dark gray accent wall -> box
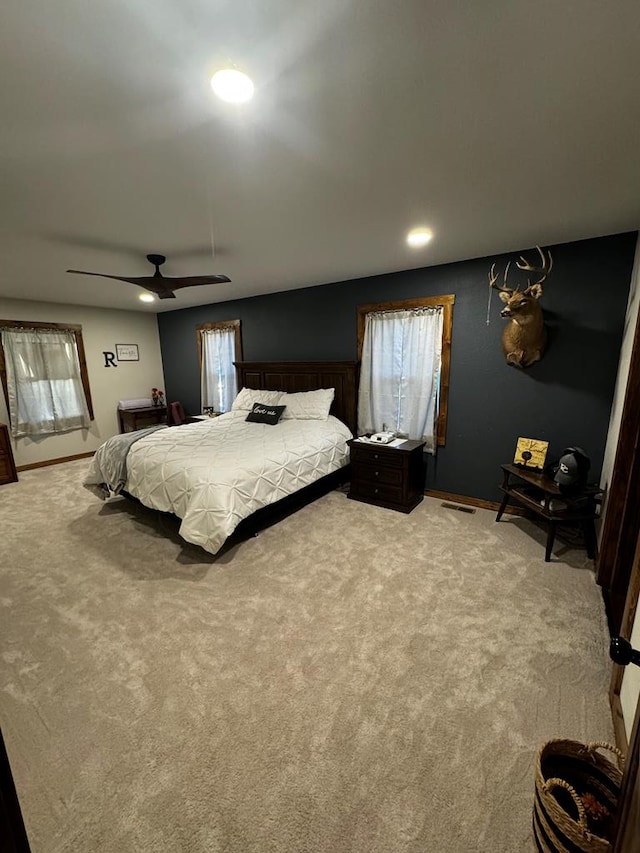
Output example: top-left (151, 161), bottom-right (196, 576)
top-left (158, 231), bottom-right (637, 502)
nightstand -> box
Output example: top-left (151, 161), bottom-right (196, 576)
top-left (347, 438), bottom-right (426, 513)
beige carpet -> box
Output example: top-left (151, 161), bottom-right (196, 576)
top-left (0, 459), bottom-right (614, 853)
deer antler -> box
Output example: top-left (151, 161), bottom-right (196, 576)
top-left (516, 245), bottom-right (553, 287)
top-left (488, 260), bottom-right (513, 293)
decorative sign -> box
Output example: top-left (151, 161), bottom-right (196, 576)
top-left (514, 437), bottom-right (549, 470)
top-left (115, 344), bottom-right (139, 362)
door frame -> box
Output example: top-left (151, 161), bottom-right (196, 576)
top-left (598, 241), bottom-right (640, 847)
top-left (609, 536), bottom-right (640, 752)
top-left (596, 294), bottom-right (640, 634)
top-left (612, 540), bottom-right (640, 851)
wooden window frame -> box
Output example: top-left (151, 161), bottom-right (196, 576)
top-left (0, 319), bottom-right (94, 421)
top-left (196, 319), bottom-right (243, 369)
top-left (356, 295), bottom-right (454, 446)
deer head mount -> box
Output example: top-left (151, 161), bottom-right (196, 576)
top-left (489, 245), bottom-right (553, 368)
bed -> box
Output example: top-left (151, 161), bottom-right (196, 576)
top-left (84, 361), bottom-right (358, 556)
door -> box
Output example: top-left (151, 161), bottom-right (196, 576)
top-left (610, 535), bottom-right (640, 851)
top-left (597, 300), bottom-right (640, 634)
top-left (613, 651), bottom-right (640, 852)
top-left (613, 735), bottom-right (639, 852)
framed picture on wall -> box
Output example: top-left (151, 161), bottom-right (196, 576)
top-left (115, 344), bottom-right (139, 362)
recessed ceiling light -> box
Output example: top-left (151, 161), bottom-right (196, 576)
top-left (406, 227), bottom-right (433, 248)
top-left (210, 68), bottom-right (254, 104)
top-left (138, 293), bottom-right (155, 303)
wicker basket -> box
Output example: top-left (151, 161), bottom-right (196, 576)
top-left (533, 739), bottom-right (624, 852)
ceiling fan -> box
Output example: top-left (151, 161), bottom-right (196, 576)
top-left (67, 253), bottom-right (231, 299)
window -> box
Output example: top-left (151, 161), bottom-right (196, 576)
top-left (0, 320), bottom-right (94, 438)
top-left (196, 320), bottom-right (243, 413)
top-left (357, 295), bottom-right (454, 452)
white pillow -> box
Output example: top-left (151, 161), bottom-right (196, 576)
top-left (231, 388), bottom-right (284, 411)
top-left (280, 388), bottom-right (335, 420)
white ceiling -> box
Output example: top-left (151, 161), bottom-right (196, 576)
top-left (1, 0), bottom-right (639, 313)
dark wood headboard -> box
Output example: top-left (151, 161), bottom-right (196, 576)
top-left (235, 361), bottom-right (358, 435)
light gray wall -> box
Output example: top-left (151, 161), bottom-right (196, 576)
top-left (0, 298), bottom-right (165, 468)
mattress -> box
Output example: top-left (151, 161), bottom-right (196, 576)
top-left (118, 411), bottom-right (352, 555)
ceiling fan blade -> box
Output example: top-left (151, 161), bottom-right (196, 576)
top-left (167, 275), bottom-right (231, 289)
top-left (67, 270), bottom-right (155, 286)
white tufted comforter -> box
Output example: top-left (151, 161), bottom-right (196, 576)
top-left (94, 411), bottom-right (352, 555)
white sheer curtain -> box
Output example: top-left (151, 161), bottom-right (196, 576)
top-left (2, 328), bottom-right (91, 438)
top-left (358, 307), bottom-right (444, 453)
top-left (200, 327), bottom-right (237, 413)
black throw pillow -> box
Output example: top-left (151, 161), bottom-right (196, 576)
top-left (245, 403), bottom-right (286, 425)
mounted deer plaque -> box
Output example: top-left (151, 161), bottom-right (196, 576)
top-left (489, 246), bottom-right (553, 368)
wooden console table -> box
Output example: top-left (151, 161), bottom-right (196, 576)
top-left (118, 406), bottom-right (167, 433)
top-left (496, 463), bottom-right (603, 562)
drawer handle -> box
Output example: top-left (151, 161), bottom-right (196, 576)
top-left (374, 453), bottom-right (379, 460)
top-left (375, 470), bottom-right (379, 477)
top-left (374, 487), bottom-right (379, 494)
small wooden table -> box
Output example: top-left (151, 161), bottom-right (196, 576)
top-left (118, 406), bottom-right (167, 433)
top-left (496, 463), bottom-right (603, 562)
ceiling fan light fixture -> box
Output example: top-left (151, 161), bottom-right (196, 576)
top-left (406, 227), bottom-right (433, 248)
top-left (138, 293), bottom-right (155, 303)
top-left (210, 69), bottom-right (254, 104)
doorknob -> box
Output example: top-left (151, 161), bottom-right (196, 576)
top-left (609, 636), bottom-right (640, 668)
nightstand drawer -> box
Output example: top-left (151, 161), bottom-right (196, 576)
top-left (349, 480), bottom-right (403, 505)
top-left (352, 461), bottom-right (403, 486)
top-left (349, 445), bottom-right (404, 468)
